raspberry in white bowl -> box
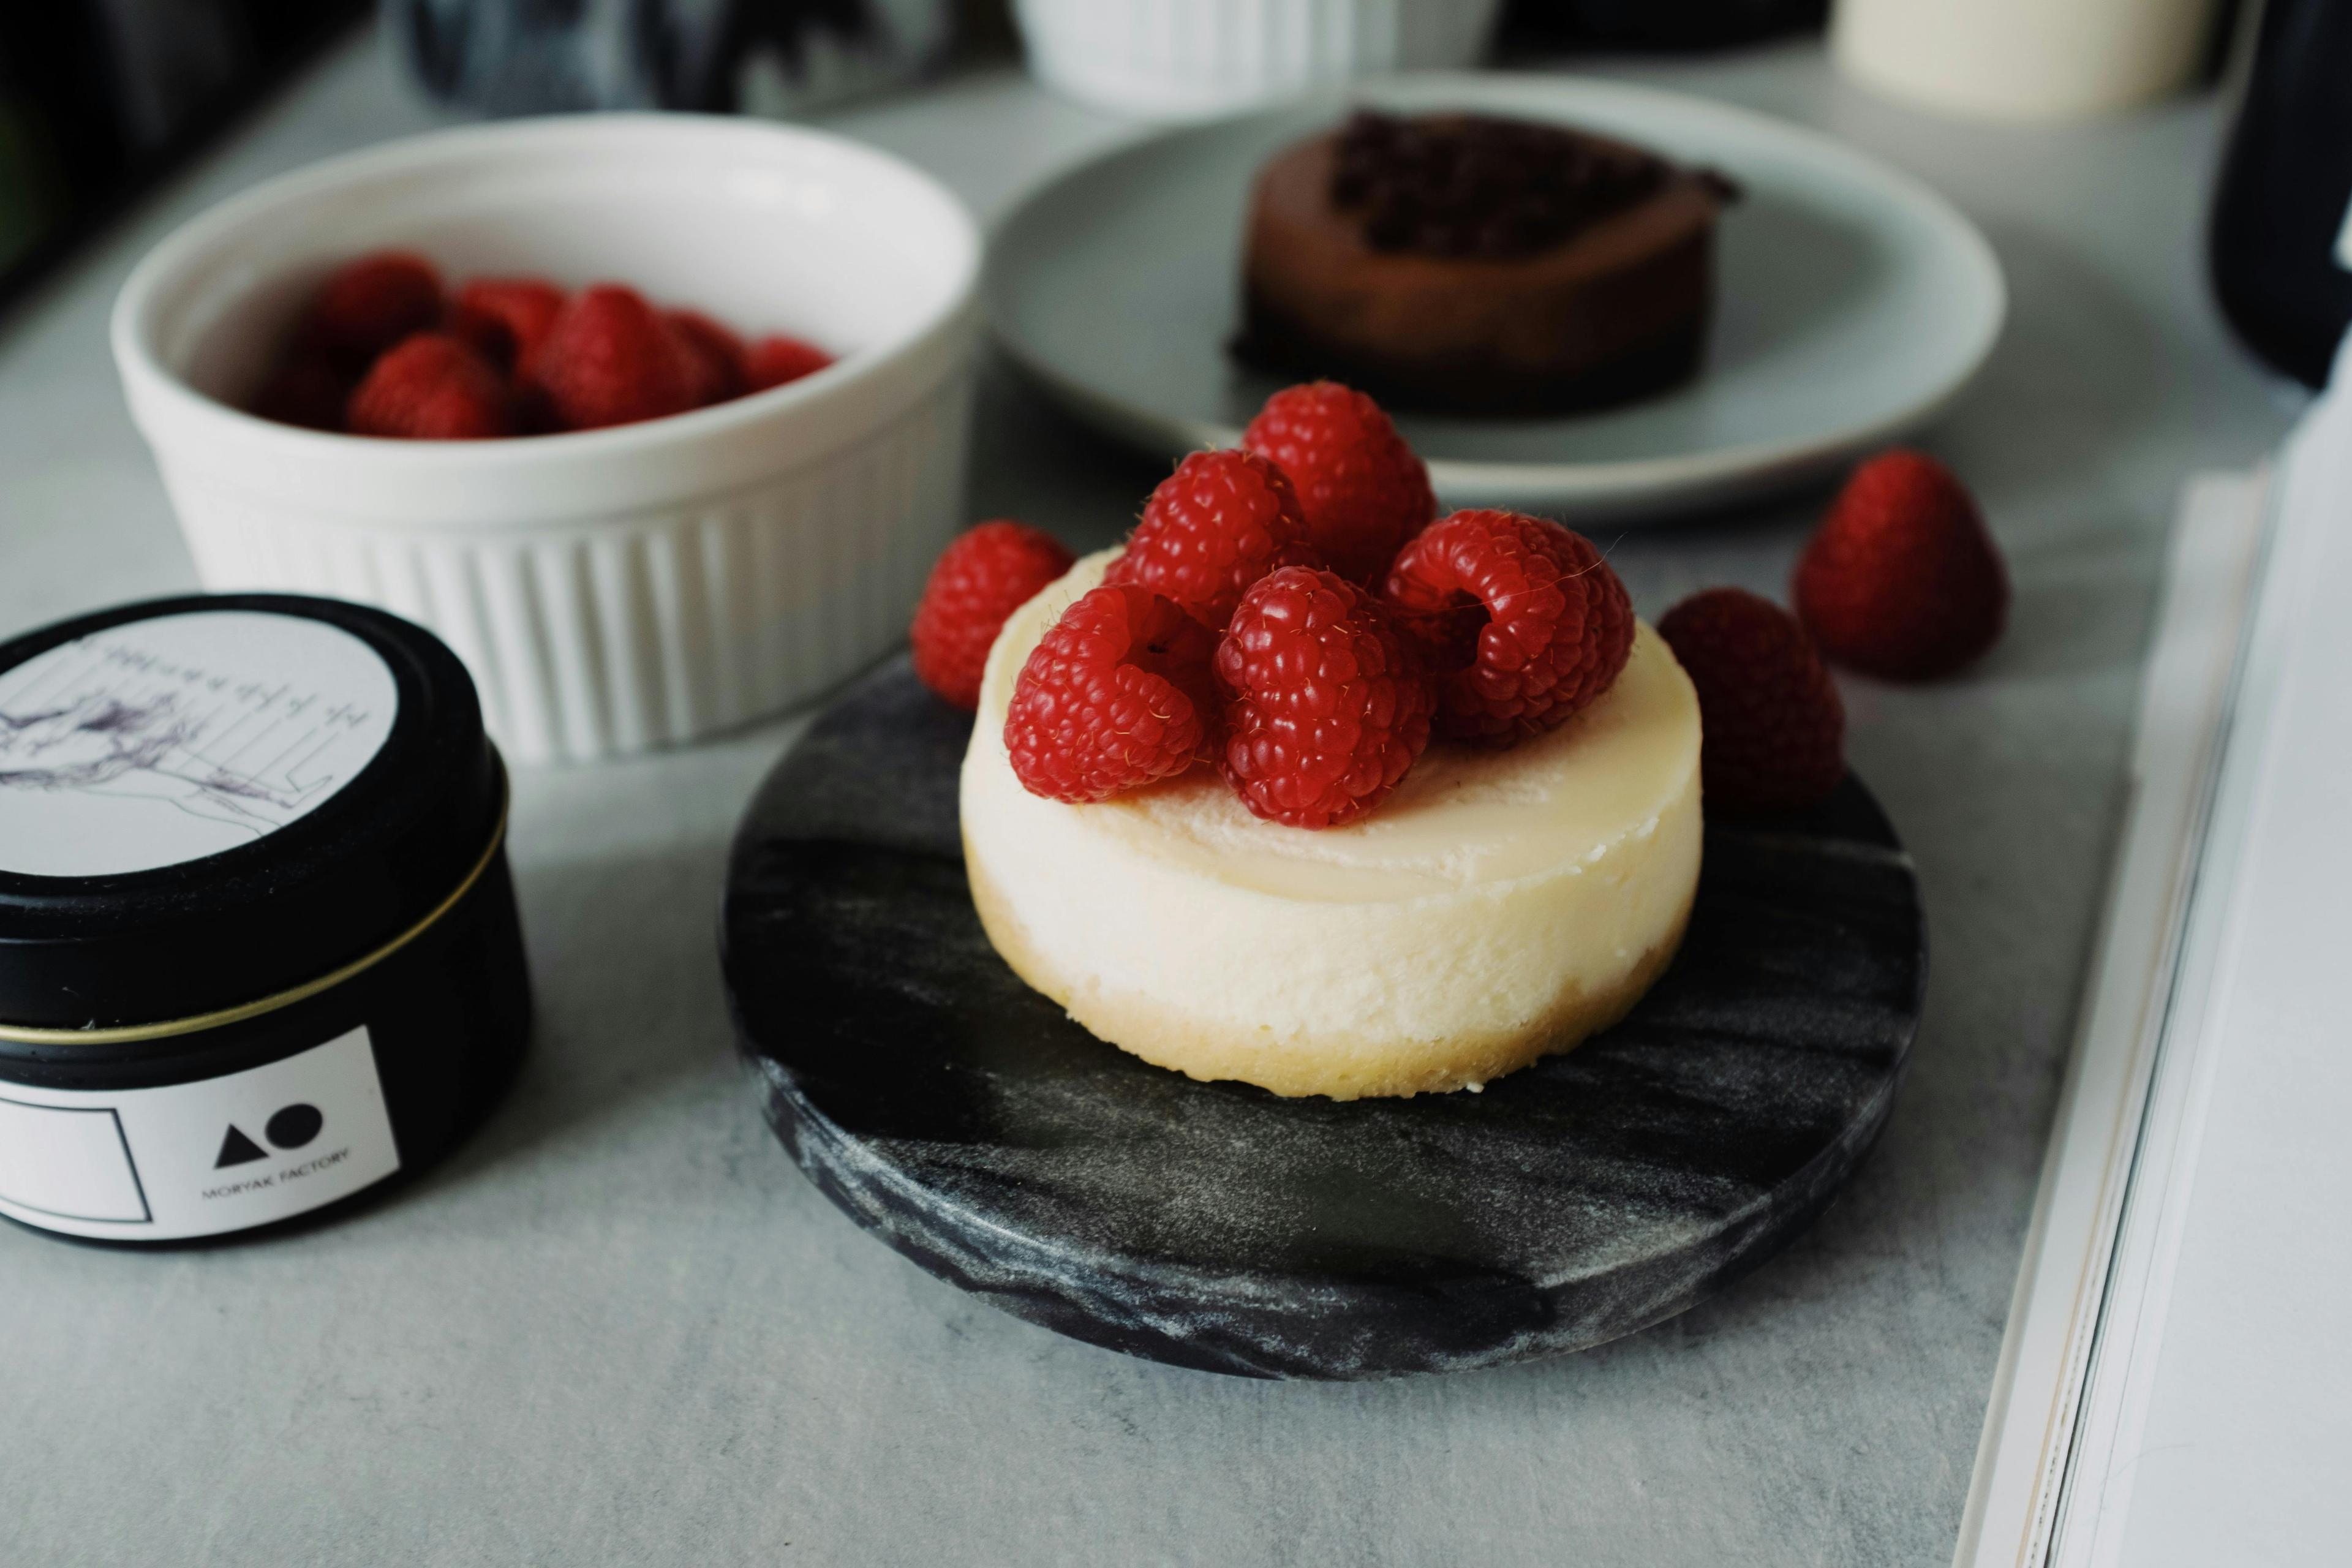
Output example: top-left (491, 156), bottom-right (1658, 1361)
top-left (112, 115), bottom-right (980, 763)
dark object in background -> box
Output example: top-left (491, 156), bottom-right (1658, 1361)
top-left (393, 0), bottom-right (959, 117)
top-left (1499, 0), bottom-right (1825, 51)
top-left (2208, 0), bottom-right (2352, 389)
top-left (0, 2), bottom-right (367, 317)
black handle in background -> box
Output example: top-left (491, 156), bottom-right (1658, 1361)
top-left (2209, 0), bottom-right (2352, 389)
top-left (0, 1), bottom-right (366, 324)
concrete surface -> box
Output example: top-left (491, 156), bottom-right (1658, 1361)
top-left (0, 24), bottom-right (2301, 1568)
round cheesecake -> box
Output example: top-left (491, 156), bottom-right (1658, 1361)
top-left (960, 550), bottom-right (1705, 1100)
top-left (1237, 112), bottom-right (1736, 416)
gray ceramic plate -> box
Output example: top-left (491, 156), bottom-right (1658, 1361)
top-left (987, 73), bottom-right (2006, 521)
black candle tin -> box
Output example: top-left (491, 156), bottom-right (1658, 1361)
top-left (0, 594), bottom-right (529, 1244)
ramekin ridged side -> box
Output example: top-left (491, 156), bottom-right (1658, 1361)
top-left (152, 372), bottom-right (970, 762)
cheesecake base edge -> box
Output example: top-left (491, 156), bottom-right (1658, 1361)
top-left (964, 832), bottom-right (1695, 1102)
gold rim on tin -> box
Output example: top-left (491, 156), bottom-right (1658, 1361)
top-left (0, 791), bottom-right (510, 1048)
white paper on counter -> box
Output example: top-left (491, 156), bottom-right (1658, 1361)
top-left (1956, 361), bottom-right (2352, 1567)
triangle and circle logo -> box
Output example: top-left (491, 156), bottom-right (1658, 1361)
top-left (213, 1102), bottom-right (325, 1169)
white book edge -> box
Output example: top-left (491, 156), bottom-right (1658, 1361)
top-left (2060, 381), bottom-right (2352, 1564)
top-left (1951, 467), bottom-right (2272, 1568)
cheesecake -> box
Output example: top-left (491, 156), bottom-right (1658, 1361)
top-left (1235, 111), bottom-right (1737, 416)
top-left (961, 549), bottom-right (1705, 1100)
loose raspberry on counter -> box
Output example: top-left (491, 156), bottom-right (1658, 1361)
top-left (911, 520), bottom-right (1076, 710)
top-left (1240, 382), bottom-right (1436, 584)
top-left (524, 284), bottom-right (701, 431)
top-left (744, 334), bottom-right (834, 393)
top-left (447, 276), bottom-right (567, 371)
top-left (1105, 449), bottom-right (1320, 628)
top-left (1382, 509), bottom-right (1632, 745)
top-left (299, 251), bottom-right (445, 371)
top-left (1215, 566), bottom-right (1434, 829)
top-left (344, 333), bottom-right (515, 439)
top-left (1006, 584), bottom-right (1220, 802)
top-left (1793, 450), bottom-right (2007, 681)
top-left (1658, 587), bottom-right (1845, 816)
top-left (666, 310), bottom-right (749, 406)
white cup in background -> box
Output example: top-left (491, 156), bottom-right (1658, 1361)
top-left (1831, 0), bottom-right (2223, 123)
top-left (1013, 0), bottom-right (1504, 121)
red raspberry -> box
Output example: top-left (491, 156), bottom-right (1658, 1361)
top-left (1005, 584), bottom-right (1219, 803)
top-left (744, 334), bottom-right (834, 392)
top-left (525, 284), bottom-right (700, 431)
top-left (1215, 566), bottom-right (1434, 830)
top-left (300, 251), bottom-right (444, 371)
top-left (248, 354), bottom-right (352, 431)
top-left (1240, 382), bottom-right (1436, 584)
top-left (1658, 588), bottom-right (1845, 816)
top-left (1104, 449), bottom-right (1319, 628)
top-left (1381, 510), bottom-right (1632, 745)
top-left (665, 310), bottom-right (748, 406)
top-left (1793, 450), bottom-right (2007, 681)
top-left (345, 333), bottom-right (514, 439)
top-left (911, 520), bottom-right (1076, 710)
top-left (447, 276), bottom-right (566, 371)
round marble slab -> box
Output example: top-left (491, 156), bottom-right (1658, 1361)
top-left (723, 657), bottom-right (1925, 1380)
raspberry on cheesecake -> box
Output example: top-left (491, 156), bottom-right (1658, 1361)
top-left (960, 546), bottom-right (1703, 1100)
top-left (945, 386), bottom-right (1706, 1101)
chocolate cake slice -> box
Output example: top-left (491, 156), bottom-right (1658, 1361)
top-left (1236, 111), bottom-right (1738, 417)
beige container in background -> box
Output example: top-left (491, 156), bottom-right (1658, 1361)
top-left (1831, 0), bottom-right (2222, 122)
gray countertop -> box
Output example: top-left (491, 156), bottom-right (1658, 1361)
top-left (0, 24), bottom-right (2301, 1568)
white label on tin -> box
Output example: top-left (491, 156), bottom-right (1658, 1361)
top-left (0, 1026), bottom-right (400, 1241)
top-left (0, 611), bottom-right (398, 878)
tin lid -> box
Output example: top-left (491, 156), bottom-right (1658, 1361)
top-left (0, 595), bottom-right (501, 1033)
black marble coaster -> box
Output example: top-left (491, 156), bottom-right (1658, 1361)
top-left (724, 657), bottom-right (1925, 1380)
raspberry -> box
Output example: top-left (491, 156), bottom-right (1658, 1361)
top-left (744, 334), bottom-right (834, 392)
top-left (1381, 510), bottom-right (1632, 745)
top-left (1793, 450), bottom-right (2007, 681)
top-left (1104, 449), bottom-right (1319, 628)
top-left (911, 521), bottom-right (1076, 710)
top-left (524, 284), bottom-right (700, 431)
top-left (1240, 381), bottom-right (1436, 584)
top-left (300, 252), bottom-right (444, 371)
top-left (447, 276), bottom-right (565, 371)
top-left (247, 354), bottom-right (351, 431)
top-left (345, 333), bottom-right (514, 439)
top-left (1658, 588), bottom-right (1845, 816)
top-left (665, 310), bottom-right (748, 406)
top-left (1215, 566), bottom-right (1434, 829)
top-left (1005, 584), bottom-right (1219, 803)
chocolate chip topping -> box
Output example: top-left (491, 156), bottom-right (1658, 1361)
top-left (1329, 110), bottom-right (1676, 260)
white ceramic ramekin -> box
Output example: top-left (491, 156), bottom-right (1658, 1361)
top-left (1012, 0), bottom-right (1504, 120)
top-left (113, 115), bottom-right (979, 763)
